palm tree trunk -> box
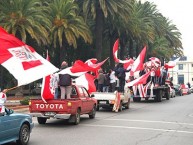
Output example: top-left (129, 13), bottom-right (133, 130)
top-left (95, 7), bottom-right (104, 61)
top-left (60, 45), bottom-right (68, 66)
top-left (129, 38), bottom-right (134, 58)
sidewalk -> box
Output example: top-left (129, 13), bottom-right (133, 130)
top-left (5, 96), bottom-right (29, 113)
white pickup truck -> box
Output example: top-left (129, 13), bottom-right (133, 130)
top-left (90, 88), bottom-right (131, 112)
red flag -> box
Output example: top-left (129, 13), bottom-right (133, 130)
top-left (0, 27), bottom-right (8, 34)
top-left (88, 57), bottom-right (109, 70)
top-left (70, 60), bottom-right (93, 73)
top-left (131, 46), bottom-right (146, 72)
top-left (71, 58), bottom-right (108, 73)
top-left (41, 49), bottom-right (55, 101)
top-left (41, 74), bottom-right (55, 102)
top-left (46, 50), bottom-right (50, 61)
top-left (125, 71), bottom-right (151, 87)
top-left (74, 73), bottom-right (96, 93)
top-left (85, 58), bottom-right (98, 66)
top-left (113, 39), bottom-right (120, 63)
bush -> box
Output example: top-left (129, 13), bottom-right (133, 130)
top-left (20, 97), bottom-right (30, 105)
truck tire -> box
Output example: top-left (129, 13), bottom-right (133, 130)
top-left (157, 90), bottom-right (163, 102)
top-left (124, 99), bottom-right (130, 109)
top-left (154, 90), bottom-right (162, 102)
top-left (165, 88), bottom-right (170, 100)
top-left (89, 105), bottom-right (96, 119)
top-left (16, 124), bottom-right (30, 145)
top-left (73, 109), bottom-right (80, 125)
top-left (96, 105), bottom-right (100, 111)
top-left (37, 117), bottom-right (47, 124)
top-left (145, 98), bottom-right (149, 101)
top-left (133, 97), bottom-right (141, 102)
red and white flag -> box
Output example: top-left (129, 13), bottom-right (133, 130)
top-left (131, 46), bottom-right (146, 73)
top-left (41, 50), bottom-right (57, 102)
top-left (59, 67), bottom-right (87, 77)
top-left (113, 39), bottom-right (133, 64)
top-left (41, 74), bottom-right (56, 102)
top-left (85, 58), bottom-right (98, 66)
top-left (138, 84), bottom-right (146, 98)
top-left (164, 61), bottom-right (176, 69)
top-left (123, 58), bottom-right (134, 70)
top-left (0, 92), bottom-right (6, 104)
top-left (0, 92), bottom-right (6, 113)
top-left (70, 58), bottom-right (108, 73)
top-left (0, 27), bottom-right (59, 86)
top-left (149, 57), bottom-right (161, 67)
top-left (125, 71), bottom-right (151, 87)
top-left (74, 73), bottom-right (96, 93)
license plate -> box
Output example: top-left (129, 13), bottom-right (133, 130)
top-left (44, 112), bottom-right (56, 116)
top-left (99, 101), bottom-right (106, 104)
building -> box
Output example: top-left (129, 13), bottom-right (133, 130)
top-left (168, 56), bottom-right (193, 85)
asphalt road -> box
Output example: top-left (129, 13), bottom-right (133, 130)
top-left (9, 94), bottom-right (193, 145)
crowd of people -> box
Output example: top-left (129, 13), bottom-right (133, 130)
top-left (95, 63), bottom-right (131, 93)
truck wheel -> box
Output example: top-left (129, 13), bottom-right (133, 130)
top-left (166, 89), bottom-right (170, 100)
top-left (145, 98), bottom-right (149, 101)
top-left (157, 90), bottom-right (162, 102)
top-left (155, 90), bottom-right (162, 102)
top-left (37, 117), bottom-right (47, 124)
top-left (96, 105), bottom-right (100, 111)
top-left (89, 105), bottom-right (96, 119)
top-left (125, 99), bottom-right (130, 109)
top-left (16, 124), bottom-right (30, 145)
top-left (133, 97), bottom-right (141, 102)
top-left (73, 109), bottom-right (80, 125)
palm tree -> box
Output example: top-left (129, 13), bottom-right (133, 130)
top-left (77, 0), bottom-right (132, 61)
top-left (48, 0), bottom-right (92, 64)
top-left (0, 0), bottom-right (51, 46)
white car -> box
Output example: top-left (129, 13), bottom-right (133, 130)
top-left (91, 87), bottom-right (131, 112)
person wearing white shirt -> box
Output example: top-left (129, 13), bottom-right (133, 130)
top-left (109, 69), bottom-right (116, 92)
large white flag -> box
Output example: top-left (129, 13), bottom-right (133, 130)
top-left (0, 27), bottom-right (59, 86)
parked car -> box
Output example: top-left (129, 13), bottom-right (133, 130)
top-left (190, 85), bottom-right (193, 93)
top-left (180, 84), bottom-right (189, 95)
top-left (0, 108), bottom-right (34, 145)
top-left (173, 84), bottom-right (183, 96)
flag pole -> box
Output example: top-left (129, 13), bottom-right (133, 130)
top-left (2, 86), bottom-right (19, 93)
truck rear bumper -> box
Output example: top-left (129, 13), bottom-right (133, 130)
top-left (30, 113), bottom-right (71, 119)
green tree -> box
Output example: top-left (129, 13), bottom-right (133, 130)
top-left (48, 0), bottom-right (92, 65)
top-left (0, 0), bottom-right (51, 46)
top-left (77, 0), bottom-right (131, 61)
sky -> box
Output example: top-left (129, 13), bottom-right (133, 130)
top-left (142, 0), bottom-right (193, 58)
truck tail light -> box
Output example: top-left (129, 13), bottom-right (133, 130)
top-left (67, 102), bottom-right (72, 107)
top-left (109, 100), bottom-right (115, 104)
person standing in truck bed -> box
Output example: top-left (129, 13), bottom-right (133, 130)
top-left (59, 61), bottom-right (72, 99)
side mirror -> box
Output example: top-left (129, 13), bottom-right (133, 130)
top-left (6, 108), bottom-right (14, 115)
top-left (91, 94), bottom-right (95, 98)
